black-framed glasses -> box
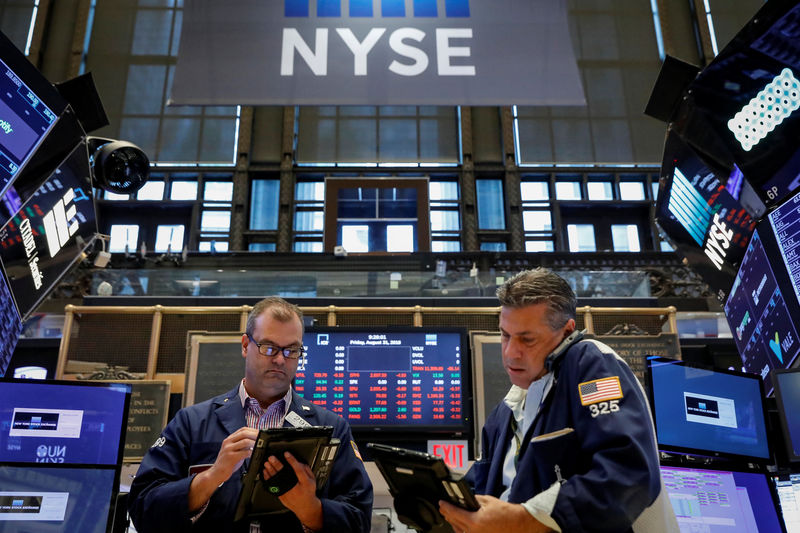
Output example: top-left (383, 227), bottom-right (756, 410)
top-left (247, 334), bottom-right (304, 359)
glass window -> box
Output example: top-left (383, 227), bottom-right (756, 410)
top-left (295, 211), bottom-right (324, 232)
top-left (619, 181), bottom-right (645, 201)
top-left (433, 241), bottom-right (462, 252)
top-left (249, 243), bottom-right (277, 252)
top-left (341, 225), bottom-right (370, 253)
top-left (431, 210), bottom-right (460, 232)
top-left (476, 179), bottom-right (505, 230)
top-left (104, 191), bottom-right (130, 201)
top-left (611, 224), bottom-right (641, 252)
top-left (198, 241), bottom-right (229, 252)
top-left (250, 179), bottom-right (280, 230)
top-left (587, 182), bottom-right (613, 201)
top-left (136, 181), bottom-right (165, 200)
top-left (296, 181), bottom-right (325, 202)
top-left (386, 225), bottom-right (415, 252)
top-left (154, 224), bottom-right (185, 253)
top-left (294, 241), bottom-right (324, 253)
top-left (651, 181), bottom-right (659, 202)
top-left (480, 242), bottom-right (507, 251)
top-left (200, 211), bottom-right (231, 233)
top-left (430, 181), bottom-right (459, 201)
top-left (525, 240), bottom-right (554, 252)
top-left (660, 240), bottom-right (674, 252)
top-left (567, 224), bottom-right (596, 252)
top-left (204, 182), bottom-right (234, 202)
top-left (170, 181), bottom-right (198, 200)
top-left (521, 181), bottom-right (549, 202)
top-left (555, 181), bottom-right (581, 200)
top-left (523, 211), bottom-right (552, 232)
top-left (108, 225), bottom-right (139, 253)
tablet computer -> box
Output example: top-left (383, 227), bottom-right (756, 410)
top-left (367, 442), bottom-right (479, 533)
top-left (233, 426), bottom-right (337, 522)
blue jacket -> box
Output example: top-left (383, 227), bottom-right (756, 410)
top-left (128, 387), bottom-right (373, 533)
top-left (467, 340), bottom-right (676, 533)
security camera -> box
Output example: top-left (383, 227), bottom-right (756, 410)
top-left (87, 137), bottom-right (150, 194)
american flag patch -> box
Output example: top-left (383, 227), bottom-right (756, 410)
top-left (578, 376), bottom-right (623, 405)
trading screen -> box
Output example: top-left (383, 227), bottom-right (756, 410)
top-left (296, 330), bottom-right (466, 428)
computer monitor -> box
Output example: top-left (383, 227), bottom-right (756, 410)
top-left (773, 369), bottom-right (800, 463)
top-left (661, 464), bottom-right (784, 533)
top-left (724, 229), bottom-right (800, 394)
top-left (772, 472), bottom-right (800, 533)
top-left (647, 357), bottom-right (771, 462)
top-left (0, 31), bottom-right (66, 201)
top-left (0, 379), bottom-right (131, 465)
top-left (0, 268), bottom-right (21, 378)
top-left (297, 327), bottom-right (472, 438)
top-left (768, 190), bottom-right (800, 326)
top-left (0, 465), bottom-right (117, 533)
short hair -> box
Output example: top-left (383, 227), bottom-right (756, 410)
top-left (245, 296), bottom-right (304, 337)
top-left (496, 268), bottom-right (576, 330)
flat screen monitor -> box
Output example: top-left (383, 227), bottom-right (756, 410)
top-left (0, 31), bottom-right (66, 201)
top-left (0, 142), bottom-right (96, 320)
top-left (773, 369), bottom-right (800, 463)
top-left (0, 379), bottom-right (131, 465)
top-left (297, 327), bottom-right (472, 437)
top-left (647, 357), bottom-right (771, 462)
top-left (723, 229), bottom-right (800, 393)
top-left (773, 472), bottom-right (800, 533)
top-left (769, 190), bottom-right (800, 322)
top-left (660, 464), bottom-right (784, 533)
top-left (0, 268), bottom-right (21, 378)
top-left (655, 131), bottom-right (756, 301)
top-left (0, 464), bottom-right (117, 533)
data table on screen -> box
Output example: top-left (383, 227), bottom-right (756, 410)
top-left (769, 193), bottom-right (800, 307)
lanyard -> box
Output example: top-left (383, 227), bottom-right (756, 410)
top-left (509, 373), bottom-right (554, 467)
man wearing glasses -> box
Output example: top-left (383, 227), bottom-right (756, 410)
top-left (129, 296), bottom-right (373, 533)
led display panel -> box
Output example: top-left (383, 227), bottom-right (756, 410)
top-left (724, 230), bottom-right (800, 393)
top-left (661, 465), bottom-right (784, 533)
top-left (647, 357), bottom-right (770, 462)
top-left (0, 379), bottom-right (131, 466)
top-left (297, 327), bottom-right (472, 435)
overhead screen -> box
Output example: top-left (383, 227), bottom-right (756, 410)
top-left (297, 327), bottom-right (471, 437)
top-left (0, 380), bottom-right (131, 465)
top-left (661, 465), bottom-right (784, 533)
top-left (647, 357), bottom-right (770, 462)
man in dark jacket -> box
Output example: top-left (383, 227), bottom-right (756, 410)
top-left (440, 269), bottom-right (677, 533)
top-left (128, 296), bottom-right (373, 532)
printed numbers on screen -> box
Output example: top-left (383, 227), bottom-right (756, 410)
top-left (589, 400), bottom-right (619, 418)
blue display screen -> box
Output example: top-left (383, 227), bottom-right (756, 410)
top-left (649, 359), bottom-right (769, 460)
top-left (296, 328), bottom-right (468, 429)
top-left (0, 381), bottom-right (130, 465)
top-left (661, 466), bottom-right (783, 533)
top-left (775, 371), bottom-right (800, 462)
top-left (0, 465), bottom-right (116, 533)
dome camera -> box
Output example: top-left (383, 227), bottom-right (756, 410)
top-left (87, 137), bottom-right (150, 194)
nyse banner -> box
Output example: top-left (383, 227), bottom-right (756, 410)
top-left (171, 0), bottom-right (585, 106)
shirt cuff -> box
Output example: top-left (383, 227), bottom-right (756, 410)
top-left (520, 481), bottom-right (562, 532)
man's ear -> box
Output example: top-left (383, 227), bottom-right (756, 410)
top-left (242, 333), bottom-right (249, 359)
top-left (564, 318), bottom-right (577, 336)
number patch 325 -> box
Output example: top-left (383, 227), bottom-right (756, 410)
top-left (589, 400), bottom-right (619, 418)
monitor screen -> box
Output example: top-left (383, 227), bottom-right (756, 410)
top-left (0, 31), bottom-right (66, 201)
top-left (0, 465), bottom-right (117, 533)
top-left (0, 142), bottom-right (96, 319)
top-left (656, 131), bottom-right (756, 300)
top-left (661, 465), bottom-right (784, 533)
top-left (0, 379), bottom-right (130, 465)
top-left (647, 357), bottom-right (770, 462)
top-left (724, 230), bottom-right (800, 393)
top-left (773, 370), bottom-right (800, 463)
top-left (769, 190), bottom-right (800, 317)
top-left (773, 473), bottom-right (800, 533)
top-left (297, 327), bottom-right (471, 434)
top-left (0, 268), bottom-right (21, 378)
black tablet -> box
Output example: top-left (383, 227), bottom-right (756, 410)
top-left (234, 426), bottom-right (337, 522)
top-left (367, 443), bottom-right (479, 533)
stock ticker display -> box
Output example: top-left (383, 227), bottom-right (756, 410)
top-left (769, 191), bottom-right (800, 314)
top-left (724, 230), bottom-right (800, 394)
top-left (295, 329), bottom-right (467, 428)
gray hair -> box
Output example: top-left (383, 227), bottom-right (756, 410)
top-left (496, 268), bottom-right (576, 330)
top-left (246, 296), bottom-right (304, 336)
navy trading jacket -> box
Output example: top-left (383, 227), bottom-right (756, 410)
top-left (467, 339), bottom-right (678, 533)
top-left (128, 386), bottom-right (373, 533)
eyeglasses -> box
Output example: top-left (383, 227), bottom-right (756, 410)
top-left (247, 334), bottom-right (304, 359)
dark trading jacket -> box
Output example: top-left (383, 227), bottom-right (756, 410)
top-left (466, 340), bottom-right (678, 533)
top-left (128, 387), bottom-right (373, 533)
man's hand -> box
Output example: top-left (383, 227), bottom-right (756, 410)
top-left (439, 495), bottom-right (552, 533)
top-left (263, 451), bottom-right (323, 531)
top-left (188, 427), bottom-right (258, 511)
